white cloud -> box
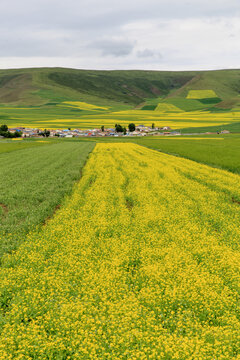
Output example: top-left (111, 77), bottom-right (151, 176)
top-left (0, 0), bottom-right (239, 70)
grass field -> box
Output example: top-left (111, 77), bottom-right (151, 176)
top-left (163, 98), bottom-right (219, 111)
top-left (0, 142), bottom-right (94, 260)
top-left (0, 139), bottom-right (52, 154)
top-left (0, 143), bottom-right (239, 359)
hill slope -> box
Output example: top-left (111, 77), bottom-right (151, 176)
top-left (0, 68), bottom-right (194, 107)
top-left (0, 67), bottom-right (239, 109)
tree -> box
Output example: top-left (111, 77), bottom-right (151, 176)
top-left (123, 127), bottom-right (127, 135)
top-left (0, 124), bottom-right (8, 132)
top-left (152, 123), bottom-right (155, 129)
top-left (14, 131), bottom-right (22, 138)
top-left (39, 129), bottom-right (50, 137)
top-left (0, 124), bottom-right (12, 138)
top-left (115, 124), bottom-right (124, 132)
top-left (4, 131), bottom-right (12, 138)
top-left (128, 123), bottom-right (135, 132)
top-left (101, 125), bottom-right (105, 132)
top-left (44, 129), bottom-right (50, 137)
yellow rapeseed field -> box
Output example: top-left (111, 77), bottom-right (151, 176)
top-left (0, 144), bottom-right (240, 359)
top-left (59, 101), bottom-right (109, 111)
top-left (6, 104), bottom-right (240, 129)
top-left (187, 90), bottom-right (218, 99)
top-left (155, 103), bottom-right (183, 112)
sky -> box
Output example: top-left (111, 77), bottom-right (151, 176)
top-left (0, 0), bottom-right (239, 71)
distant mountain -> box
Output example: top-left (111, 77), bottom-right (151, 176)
top-left (0, 67), bottom-right (239, 110)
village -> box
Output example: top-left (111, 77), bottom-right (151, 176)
top-left (7, 124), bottom-right (181, 138)
top-left (0, 123), bottom-right (230, 139)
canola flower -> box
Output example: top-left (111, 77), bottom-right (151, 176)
top-left (0, 143), bottom-right (240, 359)
top-left (154, 103), bottom-right (183, 113)
top-left (60, 101), bottom-right (109, 111)
top-left (187, 90), bottom-right (218, 99)
top-left (6, 104), bottom-right (240, 129)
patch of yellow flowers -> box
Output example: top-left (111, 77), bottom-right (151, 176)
top-left (187, 90), bottom-right (218, 99)
top-left (0, 143), bottom-right (240, 359)
top-left (60, 101), bottom-right (109, 111)
top-left (155, 103), bottom-right (183, 113)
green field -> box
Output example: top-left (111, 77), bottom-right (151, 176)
top-left (0, 139), bottom-right (52, 154)
top-left (0, 141), bottom-right (94, 260)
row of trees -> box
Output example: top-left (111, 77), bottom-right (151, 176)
top-left (101, 123), bottom-right (155, 133)
top-left (114, 123), bottom-right (136, 134)
top-left (0, 125), bottom-right (22, 138)
top-left (101, 123), bottom-right (136, 134)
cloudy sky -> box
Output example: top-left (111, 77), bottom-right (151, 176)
top-left (0, 0), bottom-right (239, 70)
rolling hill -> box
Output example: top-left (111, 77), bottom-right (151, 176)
top-left (0, 67), bottom-right (239, 109)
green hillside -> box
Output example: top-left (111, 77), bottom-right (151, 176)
top-left (0, 67), bottom-right (196, 107)
top-left (0, 67), bottom-right (239, 108)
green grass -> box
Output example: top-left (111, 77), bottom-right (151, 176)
top-left (0, 139), bottom-right (52, 154)
top-left (0, 141), bottom-right (94, 260)
top-left (163, 98), bottom-right (209, 111)
top-left (1, 67), bottom-right (240, 109)
top-left (136, 135), bottom-right (240, 174)
top-left (179, 121), bottom-right (240, 134)
top-left (198, 97), bottom-right (222, 105)
top-left (169, 69), bottom-right (240, 101)
top-left (0, 67), bottom-right (195, 107)
top-left (141, 104), bottom-right (157, 110)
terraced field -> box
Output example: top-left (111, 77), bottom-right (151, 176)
top-left (0, 143), bottom-right (239, 359)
